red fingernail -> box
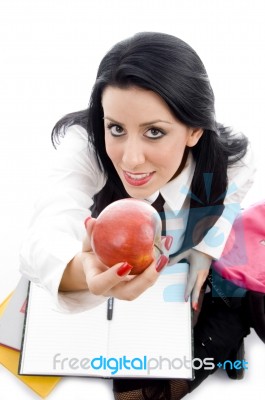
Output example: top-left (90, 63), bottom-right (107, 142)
top-left (193, 302), bottom-right (199, 311)
top-left (165, 235), bottom-right (173, 251)
top-left (156, 255), bottom-right (168, 272)
top-left (84, 216), bottom-right (92, 228)
top-left (117, 262), bottom-right (132, 277)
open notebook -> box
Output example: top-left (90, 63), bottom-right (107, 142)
top-left (0, 281), bottom-right (61, 398)
top-left (19, 263), bottom-right (193, 379)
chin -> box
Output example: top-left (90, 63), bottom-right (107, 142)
top-left (123, 186), bottom-right (153, 200)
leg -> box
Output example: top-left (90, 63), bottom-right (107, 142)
top-left (113, 378), bottom-right (170, 400)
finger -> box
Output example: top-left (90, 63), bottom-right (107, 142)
top-left (85, 261), bottom-right (133, 296)
top-left (83, 216), bottom-right (96, 252)
top-left (159, 235), bottom-right (173, 258)
top-left (191, 270), bottom-right (209, 309)
top-left (184, 268), bottom-right (198, 302)
top-left (171, 249), bottom-right (191, 264)
top-left (109, 255), bottom-right (169, 300)
top-left (191, 280), bottom-right (201, 309)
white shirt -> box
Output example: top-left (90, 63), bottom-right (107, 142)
top-left (19, 125), bottom-right (255, 312)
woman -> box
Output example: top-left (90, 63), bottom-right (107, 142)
top-left (20, 32), bottom-right (255, 399)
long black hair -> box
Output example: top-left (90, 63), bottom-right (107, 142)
top-left (52, 32), bottom-right (248, 221)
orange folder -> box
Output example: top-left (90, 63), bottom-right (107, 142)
top-left (0, 291), bottom-right (61, 398)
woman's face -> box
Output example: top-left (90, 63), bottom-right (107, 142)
top-left (102, 86), bottom-right (203, 199)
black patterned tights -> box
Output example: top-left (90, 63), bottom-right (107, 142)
top-left (113, 378), bottom-right (190, 400)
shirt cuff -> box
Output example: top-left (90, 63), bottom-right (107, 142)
top-left (20, 232), bottom-right (107, 313)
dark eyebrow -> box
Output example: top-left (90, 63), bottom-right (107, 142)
top-left (103, 117), bottom-right (173, 127)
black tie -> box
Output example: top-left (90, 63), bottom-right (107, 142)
top-left (151, 193), bottom-right (166, 234)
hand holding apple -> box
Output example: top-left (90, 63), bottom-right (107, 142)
top-left (90, 199), bottom-right (162, 274)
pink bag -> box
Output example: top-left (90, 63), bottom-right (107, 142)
top-left (213, 201), bottom-right (265, 293)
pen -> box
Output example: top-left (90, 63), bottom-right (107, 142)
top-left (107, 297), bottom-right (114, 320)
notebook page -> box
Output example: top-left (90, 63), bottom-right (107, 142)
top-left (20, 284), bottom-right (109, 376)
top-left (108, 263), bottom-right (193, 378)
top-left (20, 263), bottom-right (192, 378)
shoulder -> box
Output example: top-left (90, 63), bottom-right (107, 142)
top-left (54, 124), bottom-right (104, 178)
top-left (57, 124), bottom-right (95, 162)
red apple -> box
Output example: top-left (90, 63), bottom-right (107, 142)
top-left (91, 199), bottom-right (162, 274)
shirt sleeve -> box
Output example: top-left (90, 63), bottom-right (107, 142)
top-left (193, 144), bottom-right (256, 260)
top-left (19, 125), bottom-right (107, 312)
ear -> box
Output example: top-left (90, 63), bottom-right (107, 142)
top-left (186, 128), bottom-right (204, 147)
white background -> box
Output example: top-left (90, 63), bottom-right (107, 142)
top-left (0, 0), bottom-right (264, 398)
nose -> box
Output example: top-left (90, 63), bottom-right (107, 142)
top-left (121, 136), bottom-right (146, 169)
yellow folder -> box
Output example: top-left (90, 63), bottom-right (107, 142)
top-left (0, 291), bottom-right (61, 398)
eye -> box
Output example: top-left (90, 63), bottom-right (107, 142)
top-left (144, 128), bottom-right (165, 139)
top-left (107, 124), bottom-right (125, 137)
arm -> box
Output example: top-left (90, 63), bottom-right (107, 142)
top-left (175, 144), bottom-right (256, 308)
top-left (19, 125), bottom-right (107, 311)
top-left (194, 143), bottom-right (256, 259)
